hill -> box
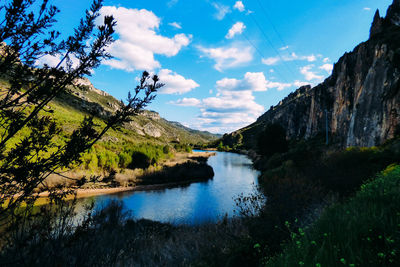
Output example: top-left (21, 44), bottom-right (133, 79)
top-left (0, 74), bottom-right (219, 178)
top-left (57, 77), bottom-right (219, 145)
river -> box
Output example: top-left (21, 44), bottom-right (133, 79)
top-left (88, 151), bottom-right (260, 225)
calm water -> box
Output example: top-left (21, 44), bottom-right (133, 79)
top-left (89, 151), bottom-right (260, 225)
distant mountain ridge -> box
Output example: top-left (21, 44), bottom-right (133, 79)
top-left (224, 0), bottom-right (400, 149)
top-left (55, 76), bottom-right (219, 145)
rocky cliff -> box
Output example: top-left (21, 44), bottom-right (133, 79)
top-left (229, 0), bottom-right (400, 149)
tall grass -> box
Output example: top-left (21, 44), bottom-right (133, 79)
top-left (265, 165), bottom-right (400, 266)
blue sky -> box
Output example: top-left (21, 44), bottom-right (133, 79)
top-left (46, 0), bottom-right (393, 134)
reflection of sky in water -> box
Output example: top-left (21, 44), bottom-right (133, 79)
top-left (89, 152), bottom-right (260, 225)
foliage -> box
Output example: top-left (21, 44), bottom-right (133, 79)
top-left (138, 160), bottom-right (214, 185)
top-left (0, 0), bottom-right (161, 261)
top-left (266, 165), bottom-right (400, 266)
top-left (257, 123), bottom-right (289, 157)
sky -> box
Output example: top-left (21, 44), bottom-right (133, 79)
top-left (42, 0), bottom-right (393, 134)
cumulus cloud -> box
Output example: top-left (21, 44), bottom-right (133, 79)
top-left (300, 65), bottom-right (324, 81)
top-left (363, 7), bottom-right (371, 11)
top-left (198, 44), bottom-right (253, 71)
top-left (158, 69), bottom-right (199, 94)
top-left (233, 1), bottom-right (245, 12)
top-left (293, 80), bottom-right (310, 88)
top-left (226, 22), bottom-right (246, 39)
top-left (279, 45), bottom-right (289, 51)
top-left (216, 72), bottom-right (268, 92)
top-left (262, 52), bottom-right (317, 66)
top-left (262, 56), bottom-right (280, 65)
top-left (99, 6), bottom-right (191, 71)
top-left (212, 3), bottom-right (231, 20)
top-left (323, 57), bottom-right (330, 63)
top-left (170, 97), bottom-right (201, 106)
top-left (197, 89), bottom-right (265, 133)
top-left (171, 71), bottom-right (314, 133)
top-left (319, 63), bottom-right (333, 73)
top-left (171, 72), bottom-right (302, 133)
top-left (36, 54), bottom-right (80, 69)
top-left (168, 22), bottom-right (182, 29)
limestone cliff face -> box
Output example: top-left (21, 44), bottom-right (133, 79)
top-left (232, 1), bottom-right (400, 149)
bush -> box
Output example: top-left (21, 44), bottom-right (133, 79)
top-left (129, 151), bottom-right (152, 169)
top-left (118, 152), bottom-right (132, 169)
top-left (258, 123), bottom-right (288, 157)
top-left (97, 150), bottom-right (119, 171)
top-left (317, 146), bottom-right (399, 195)
top-left (266, 165), bottom-right (400, 266)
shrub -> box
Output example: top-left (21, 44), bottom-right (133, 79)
top-left (258, 123), bottom-right (289, 157)
top-left (266, 165), bottom-right (400, 266)
top-left (118, 152), bottom-right (132, 169)
top-left (97, 150), bottom-right (119, 171)
top-left (129, 151), bottom-right (152, 169)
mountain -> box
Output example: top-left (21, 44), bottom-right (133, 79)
top-left (52, 77), bottom-right (219, 146)
top-left (224, 0), bottom-right (400, 150)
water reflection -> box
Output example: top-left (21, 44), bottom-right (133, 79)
top-left (86, 151), bottom-right (260, 225)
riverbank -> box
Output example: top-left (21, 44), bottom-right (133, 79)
top-left (30, 151), bottom-right (216, 205)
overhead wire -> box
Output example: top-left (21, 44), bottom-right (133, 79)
top-left (247, 11), bottom-right (298, 78)
top-left (224, 12), bottom-right (291, 84)
top-left (254, 0), bottom-right (304, 71)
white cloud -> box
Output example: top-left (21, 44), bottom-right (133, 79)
top-left (199, 89), bottom-right (265, 133)
top-left (172, 72), bottom-right (304, 133)
top-left (262, 52), bottom-right (317, 66)
top-left (233, 1), bottom-right (245, 12)
top-left (167, 0), bottom-right (178, 7)
top-left (300, 65), bottom-right (323, 81)
top-left (319, 63), bottom-right (333, 73)
top-left (168, 22), bottom-right (182, 29)
top-left (279, 45), bottom-right (289, 51)
top-left (36, 54), bottom-right (79, 69)
top-left (266, 81), bottom-right (292, 91)
top-left (363, 7), bottom-right (371, 11)
top-left (226, 22), bottom-right (246, 39)
top-left (286, 53), bottom-right (317, 62)
top-left (99, 6), bottom-right (191, 71)
top-left (170, 97), bottom-right (201, 106)
top-left (212, 3), bottom-right (231, 20)
top-left (172, 73), bottom-right (273, 133)
top-left (323, 57), bottom-right (330, 63)
top-left (262, 56), bottom-right (280, 65)
top-left (158, 69), bottom-right (199, 94)
top-left (216, 72), bottom-right (268, 92)
top-left (36, 54), bottom-right (62, 67)
top-left (293, 80), bottom-right (309, 88)
top-left (198, 44), bottom-right (253, 71)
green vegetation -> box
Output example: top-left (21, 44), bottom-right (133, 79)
top-left (266, 165), bottom-right (400, 266)
top-left (257, 123), bottom-right (289, 157)
top-left (138, 159), bottom-right (214, 185)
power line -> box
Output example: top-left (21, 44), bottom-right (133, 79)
top-left (225, 12), bottom-right (291, 84)
top-left (254, 0), bottom-right (303, 71)
top-left (255, 0), bottom-right (287, 50)
top-left (247, 12), bottom-right (298, 78)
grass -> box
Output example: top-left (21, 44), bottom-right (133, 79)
top-left (265, 164), bottom-right (400, 266)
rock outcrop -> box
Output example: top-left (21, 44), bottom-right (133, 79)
top-left (230, 0), bottom-right (400, 149)
top-left (73, 77), bottom-right (110, 96)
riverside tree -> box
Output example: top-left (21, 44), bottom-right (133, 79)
top-left (0, 0), bottom-right (162, 230)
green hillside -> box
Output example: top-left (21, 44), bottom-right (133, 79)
top-left (4, 76), bottom-right (219, 177)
